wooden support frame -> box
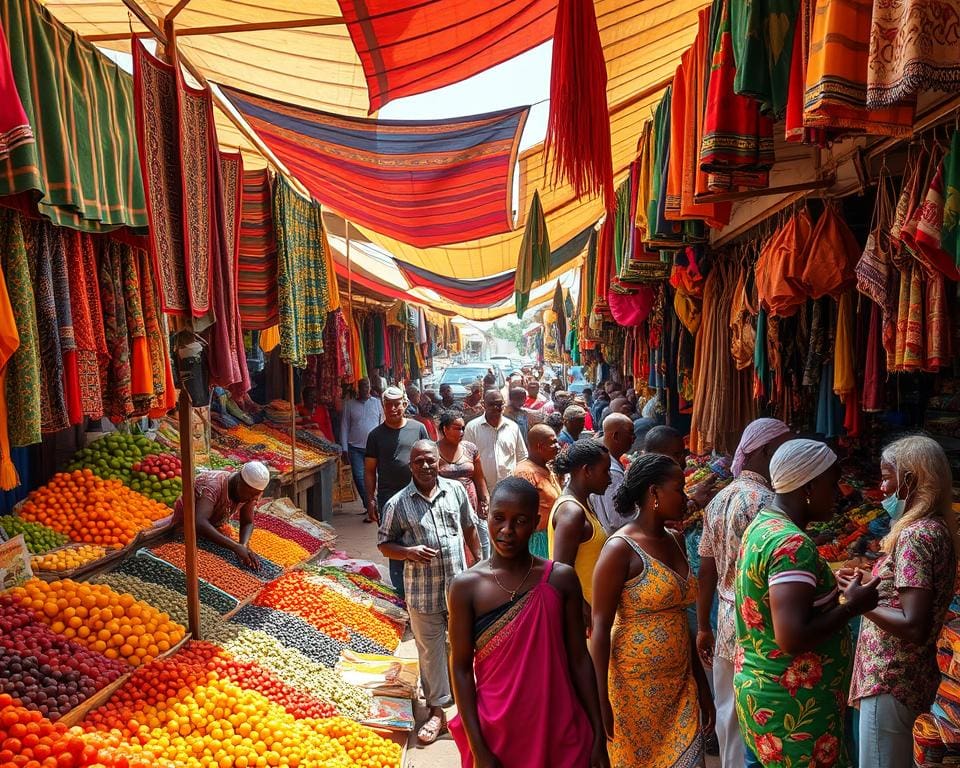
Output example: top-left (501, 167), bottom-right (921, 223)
top-left (695, 175), bottom-right (835, 204)
top-left (85, 15), bottom-right (345, 42)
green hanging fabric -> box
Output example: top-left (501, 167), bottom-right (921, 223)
top-left (584, 229), bottom-right (598, 320)
top-left (613, 179), bottom-right (632, 277)
top-left (514, 190), bottom-right (551, 318)
top-left (942, 130), bottom-right (960, 266)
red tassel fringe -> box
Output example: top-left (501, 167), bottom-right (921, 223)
top-left (546, 0), bottom-right (615, 213)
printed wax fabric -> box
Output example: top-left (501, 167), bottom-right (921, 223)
top-left (221, 84), bottom-right (528, 248)
top-left (273, 178), bottom-right (329, 370)
top-left (63, 231), bottom-right (106, 418)
top-left (133, 40), bottom-right (212, 319)
top-left (700, 0), bottom-right (774, 192)
top-left (336, 0), bottom-right (556, 112)
top-left (803, 0), bottom-right (914, 135)
top-left (731, 0), bottom-right (799, 117)
top-left (0, 0), bottom-right (146, 232)
top-left (866, 0), bottom-right (960, 108)
top-left (0, 210), bottom-right (40, 447)
top-left (515, 190), bottom-right (551, 317)
top-left (238, 169), bottom-right (279, 330)
top-left (97, 239), bottom-right (134, 421)
top-left (735, 509), bottom-right (852, 768)
top-left (137, 249), bottom-right (174, 417)
top-left (0, 17), bottom-right (32, 170)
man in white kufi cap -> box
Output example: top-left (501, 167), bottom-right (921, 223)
top-left (173, 460), bottom-right (270, 570)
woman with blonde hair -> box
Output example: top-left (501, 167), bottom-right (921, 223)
top-left (842, 435), bottom-right (959, 768)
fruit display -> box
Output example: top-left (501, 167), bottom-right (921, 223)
top-left (0, 595), bottom-right (127, 720)
top-left (129, 454), bottom-right (183, 507)
top-left (31, 544), bottom-right (109, 573)
top-left (0, 514), bottom-right (68, 554)
top-left (11, 579), bottom-right (187, 667)
top-left (18, 470), bottom-right (171, 547)
top-left (255, 571), bottom-right (402, 651)
top-left (112, 552), bottom-right (239, 615)
top-left (82, 644), bottom-right (398, 768)
top-left (67, 433), bottom-right (163, 485)
top-left (230, 604), bottom-right (349, 666)
top-left (252, 512), bottom-right (328, 554)
top-left (149, 542), bottom-right (263, 601)
top-left (221, 524), bottom-right (310, 568)
top-left (311, 566), bottom-right (405, 610)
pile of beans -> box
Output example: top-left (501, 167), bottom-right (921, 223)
top-left (113, 552), bottom-right (238, 614)
top-left (205, 624), bottom-right (371, 720)
top-left (184, 536), bottom-right (283, 582)
top-left (309, 566), bottom-right (404, 609)
top-left (346, 632), bottom-right (392, 657)
top-left (150, 542), bottom-right (262, 601)
top-left (221, 524), bottom-right (309, 568)
top-left (94, 573), bottom-right (225, 638)
top-left (253, 513), bottom-right (327, 554)
top-left (230, 605), bottom-right (346, 667)
top-left (0, 515), bottom-right (68, 554)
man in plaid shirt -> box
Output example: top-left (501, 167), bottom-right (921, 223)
top-left (378, 439), bottom-right (481, 745)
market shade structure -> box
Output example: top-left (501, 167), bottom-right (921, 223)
top-left (37, 0), bottom-right (706, 281)
top-left (221, 84), bottom-right (529, 248)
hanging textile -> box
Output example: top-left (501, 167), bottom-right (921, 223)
top-left (785, 0), bottom-right (831, 145)
top-left (0, 17), bottom-right (32, 170)
top-left (729, 268), bottom-right (756, 370)
top-left (0, 263), bottom-right (18, 489)
top-left (116, 244), bottom-right (153, 411)
top-left (0, 0), bottom-right (147, 232)
top-left (833, 291), bottom-right (856, 398)
top-left (24, 221), bottom-right (69, 433)
top-left (320, 226), bottom-right (341, 313)
top-left (137, 249), bottom-right (174, 417)
top-left (942, 131), bottom-right (960, 268)
top-left (690, 262), bottom-right (756, 454)
top-left (665, 59), bottom-right (687, 221)
top-left (635, 123), bottom-right (654, 240)
top-left (755, 208), bottom-right (814, 317)
top-left (133, 40), bottom-right (212, 319)
top-left (700, 0), bottom-right (774, 191)
top-left (731, 0), bottom-right (799, 117)
top-left (866, 0), bottom-right (960, 108)
top-left (801, 206), bottom-right (859, 299)
top-left (237, 169), bottom-right (279, 330)
top-left (204, 150), bottom-right (249, 395)
top-left (222, 84), bottom-right (528, 248)
top-left (63, 231), bottom-right (105, 419)
top-left (912, 161), bottom-right (960, 281)
top-left (514, 190), bottom-right (551, 318)
top-left (649, 89), bottom-right (682, 240)
top-left (683, 6), bottom-right (732, 228)
top-left (862, 301), bottom-right (885, 412)
top-left (803, 0), bottom-right (914, 135)
top-left (856, 171), bottom-right (899, 368)
top-left (274, 178), bottom-right (329, 370)
top-left (97, 240), bottom-right (133, 421)
top-left (336, 0), bottom-right (556, 112)
top-left (0, 211), bottom-right (40, 473)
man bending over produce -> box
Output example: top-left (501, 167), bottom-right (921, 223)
top-left (172, 461), bottom-right (270, 569)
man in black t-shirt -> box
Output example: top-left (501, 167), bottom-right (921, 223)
top-left (365, 386), bottom-right (429, 596)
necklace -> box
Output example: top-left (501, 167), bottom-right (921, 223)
top-left (490, 555), bottom-right (535, 600)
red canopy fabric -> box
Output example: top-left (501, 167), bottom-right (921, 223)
top-left (221, 84), bottom-right (528, 249)
top-left (336, 0), bottom-right (557, 113)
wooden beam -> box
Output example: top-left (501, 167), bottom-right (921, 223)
top-left (177, 388), bottom-right (201, 641)
top-left (609, 76), bottom-right (674, 118)
top-left (165, 0), bottom-right (193, 23)
top-left (695, 175), bottom-right (835, 204)
top-left (85, 15), bottom-right (344, 42)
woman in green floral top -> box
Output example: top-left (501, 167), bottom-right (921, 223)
top-left (842, 436), bottom-right (958, 768)
top-left (734, 439), bottom-right (880, 768)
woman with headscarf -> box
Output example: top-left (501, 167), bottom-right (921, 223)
top-left (591, 454), bottom-right (714, 768)
top-left (843, 436), bottom-right (959, 768)
top-left (734, 439), bottom-right (880, 768)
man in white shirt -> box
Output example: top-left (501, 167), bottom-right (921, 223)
top-left (463, 389), bottom-right (527, 557)
top-left (339, 379), bottom-right (384, 510)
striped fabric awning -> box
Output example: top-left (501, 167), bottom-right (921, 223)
top-left (220, 83), bottom-right (528, 249)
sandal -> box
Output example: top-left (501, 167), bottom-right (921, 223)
top-left (417, 714), bottom-right (446, 745)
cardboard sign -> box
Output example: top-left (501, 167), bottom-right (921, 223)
top-left (0, 534), bottom-right (32, 589)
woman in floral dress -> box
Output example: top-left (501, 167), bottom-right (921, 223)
top-left (843, 436), bottom-right (958, 768)
top-left (734, 439), bottom-right (880, 768)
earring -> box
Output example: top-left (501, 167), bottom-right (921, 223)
top-left (654, 497), bottom-right (660, 510)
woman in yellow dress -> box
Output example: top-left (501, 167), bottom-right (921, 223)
top-left (591, 453), bottom-right (714, 768)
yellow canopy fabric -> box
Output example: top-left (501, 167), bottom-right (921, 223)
top-left (37, 0), bottom-right (705, 282)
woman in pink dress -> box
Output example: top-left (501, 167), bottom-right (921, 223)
top-left (448, 477), bottom-right (608, 768)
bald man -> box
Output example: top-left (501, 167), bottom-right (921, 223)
top-left (590, 413), bottom-right (637, 533)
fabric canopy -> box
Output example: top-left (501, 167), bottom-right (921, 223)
top-left (397, 224), bottom-right (593, 306)
top-left (336, 0), bottom-right (556, 113)
top-left (221, 83), bottom-right (528, 248)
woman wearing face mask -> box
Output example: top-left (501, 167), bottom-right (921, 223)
top-left (841, 436), bottom-right (959, 768)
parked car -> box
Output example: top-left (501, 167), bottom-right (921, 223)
top-left (438, 364), bottom-right (505, 398)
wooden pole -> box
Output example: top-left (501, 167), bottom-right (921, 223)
top-left (177, 388), bottom-right (201, 640)
top-left (85, 15), bottom-right (346, 41)
top-left (288, 364), bottom-right (297, 490)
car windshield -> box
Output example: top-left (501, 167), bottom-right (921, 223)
top-left (439, 367), bottom-right (487, 386)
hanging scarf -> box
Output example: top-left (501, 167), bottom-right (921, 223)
top-left (98, 240), bottom-right (134, 421)
top-left (515, 190), bottom-right (551, 317)
top-left (64, 231), bottom-right (106, 419)
top-left (942, 130), bottom-right (960, 267)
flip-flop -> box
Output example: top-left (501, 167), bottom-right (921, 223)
top-left (417, 715), bottom-right (446, 745)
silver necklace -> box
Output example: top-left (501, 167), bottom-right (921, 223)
top-left (490, 556), bottom-right (535, 600)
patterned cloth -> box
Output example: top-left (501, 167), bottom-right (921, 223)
top-left (0, 0), bottom-right (147, 232)
top-left (731, 0), bottom-right (798, 117)
top-left (437, 440), bottom-right (480, 512)
top-left (97, 240), bottom-right (134, 421)
top-left (698, 470), bottom-right (775, 662)
top-left (273, 177), bottom-right (329, 370)
top-left (866, 0), bottom-right (960, 108)
top-left (607, 534), bottom-right (703, 768)
top-left (137, 249), bottom-right (174, 416)
top-left (237, 169), bottom-right (279, 330)
top-left (735, 508), bottom-right (852, 768)
top-left (0, 16), bottom-right (32, 165)
top-left (0, 210), bottom-right (40, 447)
top-left (377, 479), bottom-right (475, 614)
top-left (850, 518), bottom-right (957, 713)
top-left (64, 231), bottom-right (105, 418)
